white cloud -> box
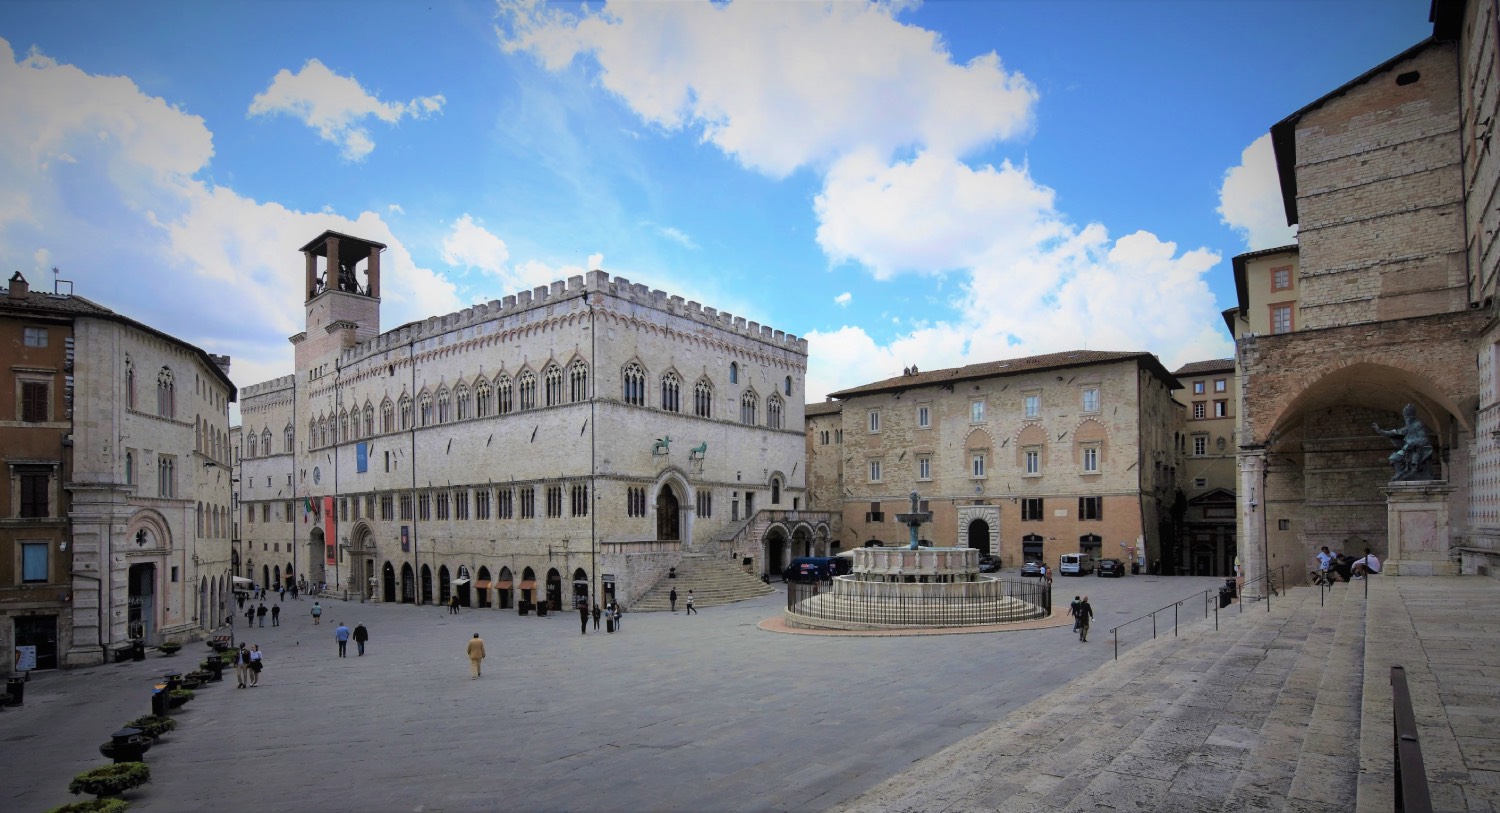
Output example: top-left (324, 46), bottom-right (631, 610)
top-left (1218, 133), bottom-right (1297, 250)
top-left (499, 0), bottom-right (1036, 176)
top-left (388, 203), bottom-right (405, 215)
top-left (834, 292), bottom-right (851, 307)
top-left (442, 214), bottom-right (512, 276)
top-left (656, 225), bottom-right (697, 249)
top-left (501, 2), bottom-right (1231, 399)
top-left (0, 37), bottom-right (462, 402)
top-left (248, 58), bottom-right (445, 160)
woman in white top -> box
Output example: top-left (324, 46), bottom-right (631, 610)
top-left (248, 645), bottom-right (264, 686)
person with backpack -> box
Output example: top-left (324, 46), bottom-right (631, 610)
top-left (311, 601), bottom-right (323, 624)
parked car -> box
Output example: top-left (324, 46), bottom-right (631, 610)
top-left (977, 555), bottom-right (1001, 573)
top-left (783, 556), bottom-right (852, 583)
top-left (1096, 558), bottom-right (1126, 578)
top-left (1059, 553), bottom-right (1095, 576)
top-left (1020, 559), bottom-right (1045, 577)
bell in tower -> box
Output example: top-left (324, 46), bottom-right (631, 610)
top-left (299, 230), bottom-right (386, 302)
top-left (293, 230), bottom-right (386, 374)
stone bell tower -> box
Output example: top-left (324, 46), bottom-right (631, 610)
top-left (292, 230), bottom-right (385, 373)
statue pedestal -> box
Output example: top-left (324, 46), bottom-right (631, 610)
top-left (1383, 481), bottom-right (1459, 576)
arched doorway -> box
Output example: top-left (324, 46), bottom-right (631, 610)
top-left (793, 526), bottom-right (812, 557)
top-left (420, 564), bottom-right (433, 605)
top-left (128, 562), bottom-right (157, 645)
top-left (199, 577), bottom-right (209, 630)
top-left (476, 566), bottom-right (492, 608)
top-left (967, 520), bottom-right (992, 555)
top-left (285, 563), bottom-right (294, 590)
top-left (383, 561), bottom-right (396, 603)
top-left (656, 484), bottom-right (680, 541)
top-left (545, 568), bottom-right (562, 612)
top-left (571, 567), bottom-right (589, 609)
top-left (262, 564), bottom-right (270, 591)
top-left (766, 529), bottom-right (788, 578)
top-left (497, 566), bottom-right (514, 610)
top-left (309, 526), bottom-right (326, 586)
top-left (273, 565), bottom-right (282, 591)
top-left (438, 565), bottom-right (451, 606)
top-left (400, 563), bottom-right (415, 603)
top-left (520, 567), bottom-right (537, 608)
top-left (455, 565), bottom-right (471, 607)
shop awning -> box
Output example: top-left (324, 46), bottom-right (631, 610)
top-left (232, 576), bottom-right (252, 584)
top-left (453, 578), bottom-right (470, 586)
top-left (517, 579), bottom-right (536, 590)
top-left (494, 580), bottom-right (513, 589)
top-left (473, 580), bottom-right (491, 589)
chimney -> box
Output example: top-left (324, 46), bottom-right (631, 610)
top-left (7, 271), bottom-right (28, 300)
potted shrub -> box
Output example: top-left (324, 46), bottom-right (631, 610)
top-left (47, 798), bottom-right (131, 813)
top-left (166, 689), bottom-right (194, 708)
top-left (125, 715), bottom-right (175, 739)
top-left (68, 762), bottom-right (150, 799)
top-left (157, 642), bottom-right (181, 656)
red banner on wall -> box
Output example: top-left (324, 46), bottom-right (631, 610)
top-left (324, 496), bottom-right (337, 565)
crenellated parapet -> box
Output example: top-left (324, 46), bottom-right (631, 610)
top-left (337, 270), bottom-right (808, 368)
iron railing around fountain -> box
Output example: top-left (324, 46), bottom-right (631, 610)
top-left (785, 577), bottom-right (1050, 627)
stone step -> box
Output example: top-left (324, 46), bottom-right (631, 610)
top-left (1281, 582), bottom-right (1367, 812)
top-left (830, 586), bottom-right (1323, 813)
top-left (629, 555), bottom-right (773, 611)
top-left (1217, 583), bottom-right (1353, 812)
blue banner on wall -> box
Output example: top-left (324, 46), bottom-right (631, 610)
top-left (356, 442), bottom-right (368, 473)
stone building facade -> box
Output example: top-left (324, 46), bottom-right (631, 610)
top-left (1233, 0), bottom-right (1500, 590)
top-left (1, 271), bottom-right (235, 674)
top-left (806, 351), bottom-right (1183, 573)
top-left (234, 231), bottom-right (817, 612)
top-left (1173, 359), bottom-right (1238, 577)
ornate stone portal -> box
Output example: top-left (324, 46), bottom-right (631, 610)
top-left (1383, 481), bottom-right (1458, 576)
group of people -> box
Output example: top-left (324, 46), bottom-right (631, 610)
top-left (578, 601), bottom-right (628, 633)
top-left (1311, 546), bottom-right (1382, 586)
top-left (244, 602), bottom-right (281, 627)
top-left (231, 643), bottom-right (264, 687)
top-left (333, 621), bottom-right (369, 656)
top-left (667, 587), bottom-right (696, 614)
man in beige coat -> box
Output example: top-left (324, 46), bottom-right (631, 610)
top-left (467, 633), bottom-right (486, 679)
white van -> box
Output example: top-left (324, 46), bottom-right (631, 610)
top-left (1059, 553), bottom-right (1094, 576)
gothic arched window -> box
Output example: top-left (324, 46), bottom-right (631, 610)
top-left (767, 394), bottom-right (783, 430)
top-left (474, 379), bottom-right (492, 417)
top-left (569, 359), bottom-right (589, 402)
top-left (399, 396), bottom-right (413, 430)
top-left (455, 384), bottom-right (469, 421)
top-left (363, 403), bottom-right (375, 437)
top-left (497, 375), bottom-right (514, 415)
top-left (247, 432), bottom-right (258, 458)
top-left (419, 392), bottom-right (433, 426)
top-left (284, 425), bottom-right (294, 453)
top-left (740, 390), bottom-right (758, 426)
top-left (544, 364), bottom-right (564, 407)
top-left (661, 372), bottom-right (681, 413)
top-left (517, 371), bottom-right (537, 411)
top-left (435, 387), bottom-right (450, 424)
top-left (623, 363), bottom-right (646, 406)
top-left (729, 361), bottom-right (738, 384)
top-left (124, 356), bottom-right (136, 410)
top-left (381, 400), bottom-right (395, 434)
top-left (694, 379), bottom-right (713, 418)
top-left (157, 366), bottom-right (175, 418)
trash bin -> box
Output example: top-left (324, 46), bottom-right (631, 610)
top-left (1224, 578), bottom-right (1238, 599)
top-left (151, 688), bottom-right (168, 717)
top-left (5, 677), bottom-right (24, 706)
top-left (132, 640), bottom-right (146, 661)
top-left (1131, 562), bottom-right (1140, 575)
top-left (518, 601), bottom-right (530, 616)
top-left (536, 602), bottom-right (548, 618)
top-left (1219, 587), bottom-right (1233, 609)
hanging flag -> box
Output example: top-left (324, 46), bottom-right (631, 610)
top-left (304, 496), bottom-right (314, 523)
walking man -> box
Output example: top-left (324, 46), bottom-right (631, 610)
top-left (1070, 596), bottom-right (1082, 632)
top-left (335, 622), bottom-right (350, 657)
top-left (271, 603), bottom-right (281, 627)
top-left (353, 622), bottom-right (368, 655)
top-left (257, 602), bottom-right (268, 627)
top-left (233, 643), bottom-right (251, 688)
top-left (591, 603), bottom-right (601, 630)
top-left (669, 587), bottom-right (678, 613)
top-left (685, 590), bottom-right (697, 615)
top-left (1077, 596), bottom-right (1094, 642)
top-left (578, 602), bottom-right (589, 635)
top-left (245, 606), bottom-right (255, 627)
top-left (311, 601), bottom-right (323, 624)
top-left (467, 633), bottom-right (486, 679)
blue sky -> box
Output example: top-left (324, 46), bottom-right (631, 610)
top-left (0, 0), bottom-right (1433, 406)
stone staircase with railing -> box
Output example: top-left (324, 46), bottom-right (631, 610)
top-left (831, 579), bottom-right (1382, 812)
top-left (628, 553), bottom-right (774, 612)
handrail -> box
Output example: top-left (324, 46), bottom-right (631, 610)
top-left (1391, 666), bottom-right (1432, 813)
top-left (1237, 564), bottom-right (1290, 613)
top-left (1108, 588), bottom-right (1216, 660)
